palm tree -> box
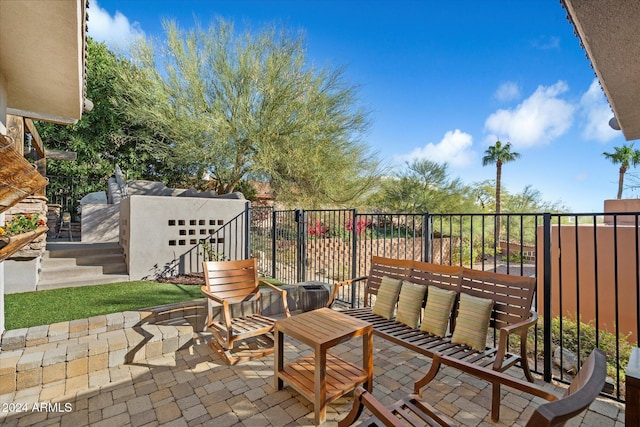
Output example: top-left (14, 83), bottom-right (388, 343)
top-left (602, 143), bottom-right (640, 199)
top-left (482, 140), bottom-right (521, 245)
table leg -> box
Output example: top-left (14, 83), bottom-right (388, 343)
top-left (274, 329), bottom-right (284, 390)
top-left (363, 329), bottom-right (373, 392)
top-left (315, 349), bottom-right (327, 425)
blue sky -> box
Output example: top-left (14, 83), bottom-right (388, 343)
top-left (88, 0), bottom-right (632, 213)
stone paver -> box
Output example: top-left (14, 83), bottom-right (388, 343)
top-left (0, 330), bottom-right (625, 426)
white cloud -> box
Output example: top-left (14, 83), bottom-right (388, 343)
top-left (574, 172), bottom-right (588, 182)
top-left (395, 129), bottom-right (475, 167)
top-left (484, 81), bottom-right (575, 148)
top-left (579, 79), bottom-right (620, 143)
top-left (494, 81), bottom-right (521, 102)
top-left (88, 1), bottom-right (145, 48)
top-left (532, 35), bottom-right (560, 50)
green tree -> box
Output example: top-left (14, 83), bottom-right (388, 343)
top-left (602, 143), bottom-right (640, 199)
top-left (482, 140), bottom-right (521, 243)
top-left (471, 179), bottom-right (496, 211)
top-left (37, 38), bottom-right (173, 183)
top-left (366, 159), bottom-right (473, 213)
top-left (117, 19), bottom-right (379, 206)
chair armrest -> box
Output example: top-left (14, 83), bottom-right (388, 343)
top-left (338, 386), bottom-right (407, 427)
top-left (328, 276), bottom-right (368, 307)
top-left (259, 280), bottom-right (291, 317)
top-left (200, 285), bottom-right (226, 305)
top-left (259, 280), bottom-right (285, 294)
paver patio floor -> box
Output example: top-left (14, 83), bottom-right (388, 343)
top-left (0, 332), bottom-right (625, 426)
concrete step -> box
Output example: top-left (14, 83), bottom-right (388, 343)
top-left (39, 262), bottom-right (127, 280)
top-left (37, 274), bottom-right (131, 290)
top-left (42, 253), bottom-right (126, 267)
top-left (44, 242), bottom-right (124, 258)
top-left (38, 241), bottom-right (129, 290)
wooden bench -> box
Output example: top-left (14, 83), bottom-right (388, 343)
top-left (339, 349), bottom-right (607, 426)
top-left (330, 256), bottom-right (537, 382)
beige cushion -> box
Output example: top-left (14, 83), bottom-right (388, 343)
top-left (451, 292), bottom-right (493, 351)
top-left (420, 286), bottom-right (457, 336)
top-left (371, 276), bottom-right (402, 320)
top-left (395, 281), bottom-right (427, 328)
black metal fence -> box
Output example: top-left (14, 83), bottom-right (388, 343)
top-left (46, 175), bottom-right (107, 221)
top-left (249, 206), bottom-right (640, 402)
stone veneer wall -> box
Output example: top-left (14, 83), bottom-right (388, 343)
top-left (5, 196), bottom-right (48, 259)
top-left (265, 238), bottom-right (455, 282)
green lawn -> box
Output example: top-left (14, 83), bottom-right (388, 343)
top-left (5, 281), bottom-right (202, 330)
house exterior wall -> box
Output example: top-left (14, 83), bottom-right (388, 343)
top-left (537, 224), bottom-right (640, 342)
top-left (0, 72), bottom-right (7, 133)
top-left (1, 71), bottom-right (6, 333)
top-left (120, 195), bottom-right (248, 280)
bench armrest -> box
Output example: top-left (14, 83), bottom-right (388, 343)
top-left (259, 280), bottom-right (291, 317)
top-left (328, 276), bottom-right (368, 307)
top-left (429, 353), bottom-right (556, 400)
top-left (499, 310), bottom-right (538, 335)
top-left (415, 352), bottom-right (557, 422)
top-left (493, 310), bottom-right (538, 377)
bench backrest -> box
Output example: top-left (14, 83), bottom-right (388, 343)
top-left (460, 268), bottom-right (536, 330)
top-left (365, 256), bottom-right (536, 329)
top-left (365, 256), bottom-right (414, 306)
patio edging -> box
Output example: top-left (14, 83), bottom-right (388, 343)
top-left (0, 300), bottom-right (206, 394)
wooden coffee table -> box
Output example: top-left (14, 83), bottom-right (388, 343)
top-left (274, 308), bottom-right (373, 425)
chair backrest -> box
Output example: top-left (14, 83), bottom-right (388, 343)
top-left (203, 259), bottom-right (260, 304)
top-left (526, 348), bottom-right (607, 427)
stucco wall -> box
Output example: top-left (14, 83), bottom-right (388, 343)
top-left (81, 204), bottom-right (119, 242)
top-left (121, 196), bottom-right (249, 280)
top-left (537, 224), bottom-right (640, 342)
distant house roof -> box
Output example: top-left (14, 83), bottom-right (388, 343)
top-left (561, 0), bottom-right (640, 141)
top-left (0, 0), bottom-right (88, 124)
top-left (250, 181), bottom-right (275, 201)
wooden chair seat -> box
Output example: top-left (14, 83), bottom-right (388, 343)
top-left (339, 349), bottom-right (607, 427)
top-left (201, 259), bottom-right (290, 364)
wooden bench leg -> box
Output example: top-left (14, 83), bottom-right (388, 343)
top-left (492, 381), bottom-right (501, 422)
top-left (414, 354), bottom-right (443, 396)
top-left (520, 331), bottom-right (534, 382)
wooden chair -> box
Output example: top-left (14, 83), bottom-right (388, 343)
top-left (339, 348), bottom-right (607, 427)
top-left (201, 259), bottom-right (290, 364)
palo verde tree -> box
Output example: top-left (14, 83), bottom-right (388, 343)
top-left (366, 159), bottom-right (474, 213)
top-left (117, 18), bottom-right (379, 206)
top-left (482, 140), bottom-right (521, 245)
top-left (602, 143), bottom-right (640, 199)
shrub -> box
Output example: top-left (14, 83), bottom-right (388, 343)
top-left (529, 315), bottom-right (633, 385)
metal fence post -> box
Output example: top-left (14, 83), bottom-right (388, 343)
top-left (295, 209), bottom-right (306, 283)
top-left (351, 209), bottom-right (358, 308)
top-left (271, 208), bottom-right (277, 280)
top-left (244, 202), bottom-right (251, 260)
top-left (423, 213), bottom-right (432, 263)
top-left (543, 212), bottom-right (552, 382)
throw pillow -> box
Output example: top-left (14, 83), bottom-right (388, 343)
top-left (451, 292), bottom-right (493, 351)
top-left (395, 281), bottom-right (427, 328)
top-left (371, 276), bottom-right (402, 320)
top-left (420, 286), bottom-right (457, 336)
